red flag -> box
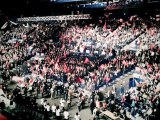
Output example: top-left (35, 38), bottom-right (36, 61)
top-left (46, 56), bottom-right (51, 63)
top-left (76, 77), bottom-right (84, 83)
top-left (63, 63), bottom-right (68, 72)
top-left (55, 63), bottom-right (59, 70)
top-left (30, 66), bottom-right (34, 72)
top-left (18, 80), bottom-right (22, 84)
top-left (99, 19), bottom-right (102, 24)
top-left (100, 64), bottom-right (105, 70)
top-left (50, 59), bottom-right (55, 65)
top-left (15, 42), bottom-right (19, 47)
top-left (43, 66), bottom-right (47, 74)
top-left (84, 57), bottom-right (90, 64)
top-left (50, 68), bottom-right (54, 74)
top-left (122, 60), bottom-right (126, 65)
top-left (122, 95), bottom-right (126, 102)
top-left (103, 21), bottom-right (106, 31)
top-left (67, 67), bottom-right (71, 73)
top-left (104, 77), bottom-right (110, 83)
top-left (62, 43), bottom-right (65, 49)
top-left (64, 51), bottom-right (67, 58)
top-left (29, 79), bottom-right (35, 85)
top-left (44, 44), bottom-right (47, 49)
top-left (24, 83), bottom-right (27, 87)
top-left (57, 57), bottom-right (60, 63)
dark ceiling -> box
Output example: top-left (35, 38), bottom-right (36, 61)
top-left (0, 0), bottom-right (160, 19)
top-left (0, 0), bottom-right (106, 18)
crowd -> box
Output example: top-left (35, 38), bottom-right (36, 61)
top-left (0, 13), bottom-right (160, 120)
top-left (97, 18), bottom-right (160, 120)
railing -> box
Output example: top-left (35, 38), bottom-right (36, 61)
top-left (15, 104), bottom-right (45, 120)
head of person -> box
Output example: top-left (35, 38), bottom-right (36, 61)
top-left (76, 112), bottom-right (79, 115)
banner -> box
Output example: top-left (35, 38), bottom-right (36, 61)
top-left (12, 76), bottom-right (24, 82)
top-left (113, 0), bottom-right (120, 2)
top-left (133, 73), bottom-right (141, 78)
top-left (129, 78), bottom-right (143, 88)
top-left (1, 22), bottom-right (8, 29)
top-left (17, 14), bottom-right (91, 22)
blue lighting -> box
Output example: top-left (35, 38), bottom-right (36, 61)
top-left (51, 0), bottom-right (87, 3)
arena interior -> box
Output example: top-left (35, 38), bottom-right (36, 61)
top-left (0, 0), bottom-right (160, 120)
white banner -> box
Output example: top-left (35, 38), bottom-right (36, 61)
top-left (17, 14), bottom-right (91, 22)
top-left (133, 73), bottom-right (141, 78)
top-left (12, 76), bottom-right (24, 82)
top-left (1, 22), bottom-right (8, 29)
top-left (113, 0), bottom-right (120, 2)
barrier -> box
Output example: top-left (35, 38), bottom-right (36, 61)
top-left (129, 78), bottom-right (143, 88)
top-left (15, 104), bottom-right (45, 120)
top-left (17, 14), bottom-right (91, 22)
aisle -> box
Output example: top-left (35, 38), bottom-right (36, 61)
top-left (36, 97), bottom-right (94, 120)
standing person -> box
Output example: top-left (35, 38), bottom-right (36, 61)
top-left (56, 105), bottom-right (61, 120)
top-left (120, 84), bottom-right (124, 96)
top-left (93, 107), bottom-right (97, 119)
top-left (89, 100), bottom-right (95, 114)
top-left (40, 84), bottom-right (45, 97)
top-left (60, 98), bottom-right (65, 110)
top-left (77, 99), bottom-right (82, 112)
top-left (52, 104), bottom-right (56, 118)
top-left (24, 86), bottom-right (28, 97)
top-left (50, 84), bottom-right (55, 99)
top-left (46, 103), bottom-right (51, 116)
top-left (40, 98), bottom-right (44, 105)
top-left (63, 109), bottom-right (69, 120)
top-left (66, 96), bottom-right (71, 110)
top-left (74, 112), bottom-right (81, 120)
top-left (64, 86), bottom-right (69, 101)
top-left (95, 108), bottom-right (100, 120)
top-left (0, 100), bottom-right (5, 110)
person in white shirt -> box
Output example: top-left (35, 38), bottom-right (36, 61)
top-left (43, 100), bottom-right (47, 108)
top-left (46, 103), bottom-right (50, 112)
top-left (63, 109), bottom-right (69, 120)
top-left (74, 112), bottom-right (81, 120)
top-left (101, 50), bottom-right (106, 55)
top-left (56, 106), bottom-right (61, 120)
top-left (93, 107), bottom-right (97, 118)
top-left (45, 103), bottom-right (51, 116)
top-left (52, 104), bottom-right (56, 117)
top-left (50, 86), bottom-right (55, 99)
top-left (60, 98), bottom-right (65, 110)
top-left (95, 100), bottom-right (100, 108)
top-left (40, 98), bottom-right (44, 105)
